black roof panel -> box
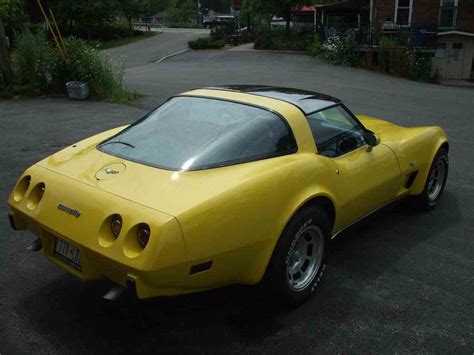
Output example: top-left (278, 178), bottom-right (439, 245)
top-left (205, 85), bottom-right (340, 114)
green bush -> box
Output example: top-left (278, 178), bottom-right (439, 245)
top-left (377, 36), bottom-right (397, 72)
top-left (10, 32), bottom-right (62, 95)
top-left (7, 32), bottom-right (140, 102)
top-left (340, 37), bottom-right (363, 67)
top-left (376, 37), bottom-right (434, 82)
top-left (317, 35), bottom-right (363, 67)
top-left (78, 24), bottom-right (143, 42)
top-left (254, 28), bottom-right (312, 51)
top-left (188, 37), bottom-right (225, 50)
top-left (307, 34), bottom-right (323, 57)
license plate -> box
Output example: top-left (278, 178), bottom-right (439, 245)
top-left (54, 238), bottom-right (81, 271)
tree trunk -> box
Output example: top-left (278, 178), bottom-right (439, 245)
top-left (128, 16), bottom-right (132, 31)
top-left (0, 19), bottom-right (13, 87)
top-left (285, 5), bottom-right (292, 31)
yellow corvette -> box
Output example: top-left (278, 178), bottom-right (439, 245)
top-left (8, 86), bottom-right (449, 305)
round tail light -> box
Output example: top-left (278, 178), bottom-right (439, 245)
top-left (137, 223), bottom-right (150, 248)
top-left (13, 175), bottom-right (31, 202)
top-left (110, 214), bottom-right (122, 238)
top-left (26, 182), bottom-right (46, 210)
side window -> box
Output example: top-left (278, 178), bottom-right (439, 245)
top-left (306, 105), bottom-right (366, 157)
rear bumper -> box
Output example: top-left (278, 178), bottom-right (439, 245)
top-left (7, 165), bottom-right (191, 299)
top-left (14, 217), bottom-right (192, 298)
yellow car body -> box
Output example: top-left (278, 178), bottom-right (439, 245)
top-left (7, 87), bottom-right (448, 299)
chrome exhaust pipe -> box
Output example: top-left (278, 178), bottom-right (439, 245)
top-left (103, 285), bottom-right (126, 301)
top-left (27, 238), bottom-right (42, 251)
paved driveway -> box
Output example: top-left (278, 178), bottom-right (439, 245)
top-left (0, 51), bottom-right (473, 354)
top-left (105, 28), bottom-right (209, 68)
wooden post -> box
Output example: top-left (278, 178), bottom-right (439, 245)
top-left (0, 19), bottom-right (13, 86)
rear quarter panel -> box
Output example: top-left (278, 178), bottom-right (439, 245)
top-left (176, 153), bottom-right (337, 289)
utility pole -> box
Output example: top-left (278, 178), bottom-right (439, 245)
top-left (0, 18), bottom-right (13, 86)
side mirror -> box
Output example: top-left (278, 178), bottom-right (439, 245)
top-left (363, 131), bottom-right (379, 151)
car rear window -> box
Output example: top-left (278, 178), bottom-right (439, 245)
top-left (98, 96), bottom-right (297, 171)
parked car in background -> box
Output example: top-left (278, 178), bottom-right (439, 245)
top-left (203, 15), bottom-right (236, 29)
top-left (270, 17), bottom-right (294, 29)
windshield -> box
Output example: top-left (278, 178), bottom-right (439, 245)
top-left (98, 96), bottom-right (297, 171)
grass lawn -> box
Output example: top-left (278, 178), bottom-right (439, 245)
top-left (96, 32), bottom-right (157, 50)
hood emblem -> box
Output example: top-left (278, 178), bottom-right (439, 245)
top-left (95, 163), bottom-right (126, 180)
top-left (58, 204), bottom-right (81, 218)
top-left (105, 168), bottom-right (119, 175)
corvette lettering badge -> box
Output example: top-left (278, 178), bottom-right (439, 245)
top-left (57, 204), bottom-right (81, 218)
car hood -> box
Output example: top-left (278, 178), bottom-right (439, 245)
top-left (37, 126), bottom-right (296, 217)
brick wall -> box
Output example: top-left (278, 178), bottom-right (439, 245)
top-left (373, 0), bottom-right (474, 32)
top-left (457, 0), bottom-right (474, 32)
top-left (411, 0), bottom-right (439, 25)
top-left (373, 0), bottom-right (396, 31)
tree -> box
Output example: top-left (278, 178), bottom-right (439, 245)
top-left (166, 0), bottom-right (196, 24)
top-left (0, 0), bottom-right (25, 86)
top-left (244, 0), bottom-right (311, 29)
top-left (117, 0), bottom-right (150, 30)
top-left (148, 0), bottom-right (176, 14)
top-left (48, 0), bottom-right (119, 40)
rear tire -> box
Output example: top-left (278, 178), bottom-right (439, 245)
top-left (263, 205), bottom-right (330, 307)
top-left (414, 148), bottom-right (448, 210)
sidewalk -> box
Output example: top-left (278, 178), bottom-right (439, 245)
top-left (439, 79), bottom-right (474, 88)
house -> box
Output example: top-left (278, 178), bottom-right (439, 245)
top-left (371, 0), bottom-right (474, 79)
top-left (298, 1), bottom-right (370, 30)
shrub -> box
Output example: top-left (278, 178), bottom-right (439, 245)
top-left (211, 27), bottom-right (227, 40)
top-left (65, 37), bottom-right (140, 102)
top-left (307, 34), bottom-right (323, 57)
top-left (317, 35), bottom-right (363, 67)
top-left (321, 36), bottom-right (344, 64)
top-left (10, 32), bottom-right (62, 95)
top-left (7, 32), bottom-right (140, 102)
top-left (188, 37), bottom-right (225, 50)
top-left (254, 28), bottom-right (312, 51)
top-left (76, 24), bottom-right (143, 42)
top-left (377, 36), bottom-right (397, 72)
top-left (376, 37), bottom-right (434, 82)
top-left (340, 37), bottom-right (363, 67)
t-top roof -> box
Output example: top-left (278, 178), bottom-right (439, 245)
top-left (205, 85), bottom-right (341, 114)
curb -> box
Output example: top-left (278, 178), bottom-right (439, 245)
top-left (156, 49), bottom-right (190, 63)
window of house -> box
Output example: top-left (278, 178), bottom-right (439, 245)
top-left (395, 0), bottom-right (412, 26)
top-left (439, 0), bottom-right (458, 28)
top-left (435, 43), bottom-right (447, 59)
top-left (452, 43), bottom-right (463, 61)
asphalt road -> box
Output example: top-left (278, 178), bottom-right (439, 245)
top-left (104, 28), bottom-right (209, 68)
top-left (1, 50), bottom-right (473, 354)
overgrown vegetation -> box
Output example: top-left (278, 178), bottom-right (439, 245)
top-left (375, 37), bottom-right (433, 82)
top-left (309, 35), bottom-right (363, 67)
top-left (5, 31), bottom-right (140, 102)
top-left (188, 37), bottom-right (225, 50)
top-left (308, 34), bottom-right (435, 82)
top-left (254, 27), bottom-right (313, 51)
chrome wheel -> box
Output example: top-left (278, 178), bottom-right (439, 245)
top-left (286, 224), bottom-right (324, 291)
top-left (427, 159), bottom-right (446, 202)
